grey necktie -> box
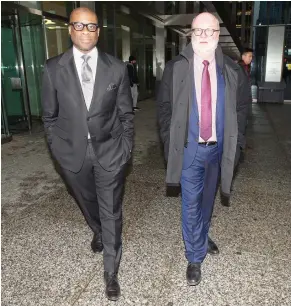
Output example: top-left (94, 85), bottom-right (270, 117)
top-left (81, 54), bottom-right (94, 110)
top-left (81, 55), bottom-right (93, 83)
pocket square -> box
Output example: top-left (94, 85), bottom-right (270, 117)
top-left (107, 83), bottom-right (117, 91)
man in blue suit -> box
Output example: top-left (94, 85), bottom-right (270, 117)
top-left (157, 13), bottom-right (248, 285)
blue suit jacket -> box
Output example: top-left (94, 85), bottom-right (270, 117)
top-left (182, 65), bottom-right (225, 170)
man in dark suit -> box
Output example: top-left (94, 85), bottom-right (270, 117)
top-left (231, 48), bottom-right (253, 184)
top-left (237, 47), bottom-right (253, 147)
top-left (127, 55), bottom-right (140, 112)
top-left (157, 13), bottom-right (248, 285)
top-left (41, 7), bottom-right (134, 301)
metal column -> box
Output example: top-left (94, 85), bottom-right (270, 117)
top-left (14, 11), bottom-right (32, 131)
top-left (155, 26), bottom-right (166, 81)
top-left (1, 82), bottom-right (12, 143)
top-left (42, 16), bottom-right (49, 59)
top-left (241, 1), bottom-right (246, 44)
top-left (121, 25), bottom-right (130, 62)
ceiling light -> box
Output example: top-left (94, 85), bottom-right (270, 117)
top-left (45, 19), bottom-right (56, 25)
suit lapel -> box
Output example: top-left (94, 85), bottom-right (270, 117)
top-left (216, 65), bottom-right (225, 140)
top-left (88, 50), bottom-right (111, 113)
top-left (58, 48), bottom-right (88, 114)
top-left (190, 57), bottom-right (199, 121)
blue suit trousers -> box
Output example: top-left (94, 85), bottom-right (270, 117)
top-left (181, 143), bottom-right (220, 263)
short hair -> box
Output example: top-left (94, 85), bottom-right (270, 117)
top-left (129, 55), bottom-right (136, 62)
top-left (241, 47), bottom-right (253, 55)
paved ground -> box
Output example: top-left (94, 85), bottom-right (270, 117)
top-left (1, 100), bottom-right (291, 306)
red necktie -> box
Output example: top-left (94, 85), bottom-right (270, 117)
top-left (200, 60), bottom-right (212, 141)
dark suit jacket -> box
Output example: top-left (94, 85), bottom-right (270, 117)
top-left (41, 48), bottom-right (134, 173)
top-left (126, 63), bottom-right (139, 87)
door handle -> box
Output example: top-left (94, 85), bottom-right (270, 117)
top-left (10, 77), bottom-right (22, 90)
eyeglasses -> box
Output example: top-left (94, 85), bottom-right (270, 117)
top-left (191, 28), bottom-right (220, 37)
top-left (69, 22), bottom-right (99, 32)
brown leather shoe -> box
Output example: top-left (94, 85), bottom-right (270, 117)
top-left (91, 233), bottom-right (103, 253)
top-left (104, 272), bottom-right (121, 301)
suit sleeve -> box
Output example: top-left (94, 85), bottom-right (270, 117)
top-left (117, 64), bottom-right (134, 152)
top-left (41, 62), bottom-right (58, 145)
top-left (157, 63), bottom-right (172, 161)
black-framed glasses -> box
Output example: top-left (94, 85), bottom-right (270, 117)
top-left (191, 28), bottom-right (220, 37)
top-left (69, 22), bottom-right (99, 32)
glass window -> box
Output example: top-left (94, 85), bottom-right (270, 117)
top-left (14, 1), bottom-right (42, 10)
top-left (42, 1), bottom-right (72, 18)
top-left (44, 18), bottom-right (71, 58)
top-left (186, 1), bottom-right (194, 13)
top-left (19, 12), bottom-right (45, 117)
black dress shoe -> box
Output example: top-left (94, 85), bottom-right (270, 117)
top-left (104, 272), bottom-right (121, 301)
top-left (239, 150), bottom-right (245, 163)
top-left (220, 193), bottom-right (230, 207)
top-left (208, 238), bottom-right (219, 255)
top-left (186, 263), bottom-right (201, 286)
top-left (91, 233), bottom-right (103, 253)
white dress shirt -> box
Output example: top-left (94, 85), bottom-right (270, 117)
top-left (73, 45), bottom-right (98, 109)
top-left (193, 53), bottom-right (217, 142)
top-left (73, 46), bottom-right (98, 139)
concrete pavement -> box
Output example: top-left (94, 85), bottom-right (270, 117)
top-left (1, 100), bottom-right (291, 305)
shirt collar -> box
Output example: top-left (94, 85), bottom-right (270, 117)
top-left (194, 52), bottom-right (215, 66)
top-left (73, 45), bottom-right (98, 60)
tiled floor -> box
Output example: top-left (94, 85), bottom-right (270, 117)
top-left (1, 100), bottom-right (291, 306)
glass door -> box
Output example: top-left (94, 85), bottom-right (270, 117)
top-left (1, 3), bottom-right (71, 139)
top-left (1, 81), bottom-right (12, 143)
top-left (1, 8), bottom-right (48, 136)
top-left (1, 14), bottom-right (29, 134)
top-left (18, 11), bottom-right (45, 120)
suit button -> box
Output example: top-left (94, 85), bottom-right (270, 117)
top-left (87, 117), bottom-right (91, 121)
top-left (195, 138), bottom-right (198, 142)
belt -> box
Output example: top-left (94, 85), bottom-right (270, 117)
top-left (198, 141), bottom-right (217, 146)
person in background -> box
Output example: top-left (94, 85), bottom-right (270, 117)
top-left (235, 48), bottom-right (253, 165)
top-left (127, 55), bottom-right (140, 112)
top-left (239, 47), bottom-right (253, 79)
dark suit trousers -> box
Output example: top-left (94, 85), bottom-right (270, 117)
top-left (60, 141), bottom-right (126, 273)
top-left (180, 144), bottom-right (220, 263)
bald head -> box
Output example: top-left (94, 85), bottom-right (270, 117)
top-left (192, 12), bottom-right (220, 30)
top-left (70, 7), bottom-right (98, 23)
top-left (191, 12), bottom-right (220, 60)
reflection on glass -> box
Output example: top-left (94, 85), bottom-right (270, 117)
top-left (44, 18), bottom-right (71, 58)
top-left (19, 12), bottom-right (45, 118)
top-left (1, 15), bottom-right (27, 132)
top-left (42, 2), bottom-right (69, 18)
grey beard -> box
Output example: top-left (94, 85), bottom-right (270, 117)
top-left (191, 39), bottom-right (218, 58)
